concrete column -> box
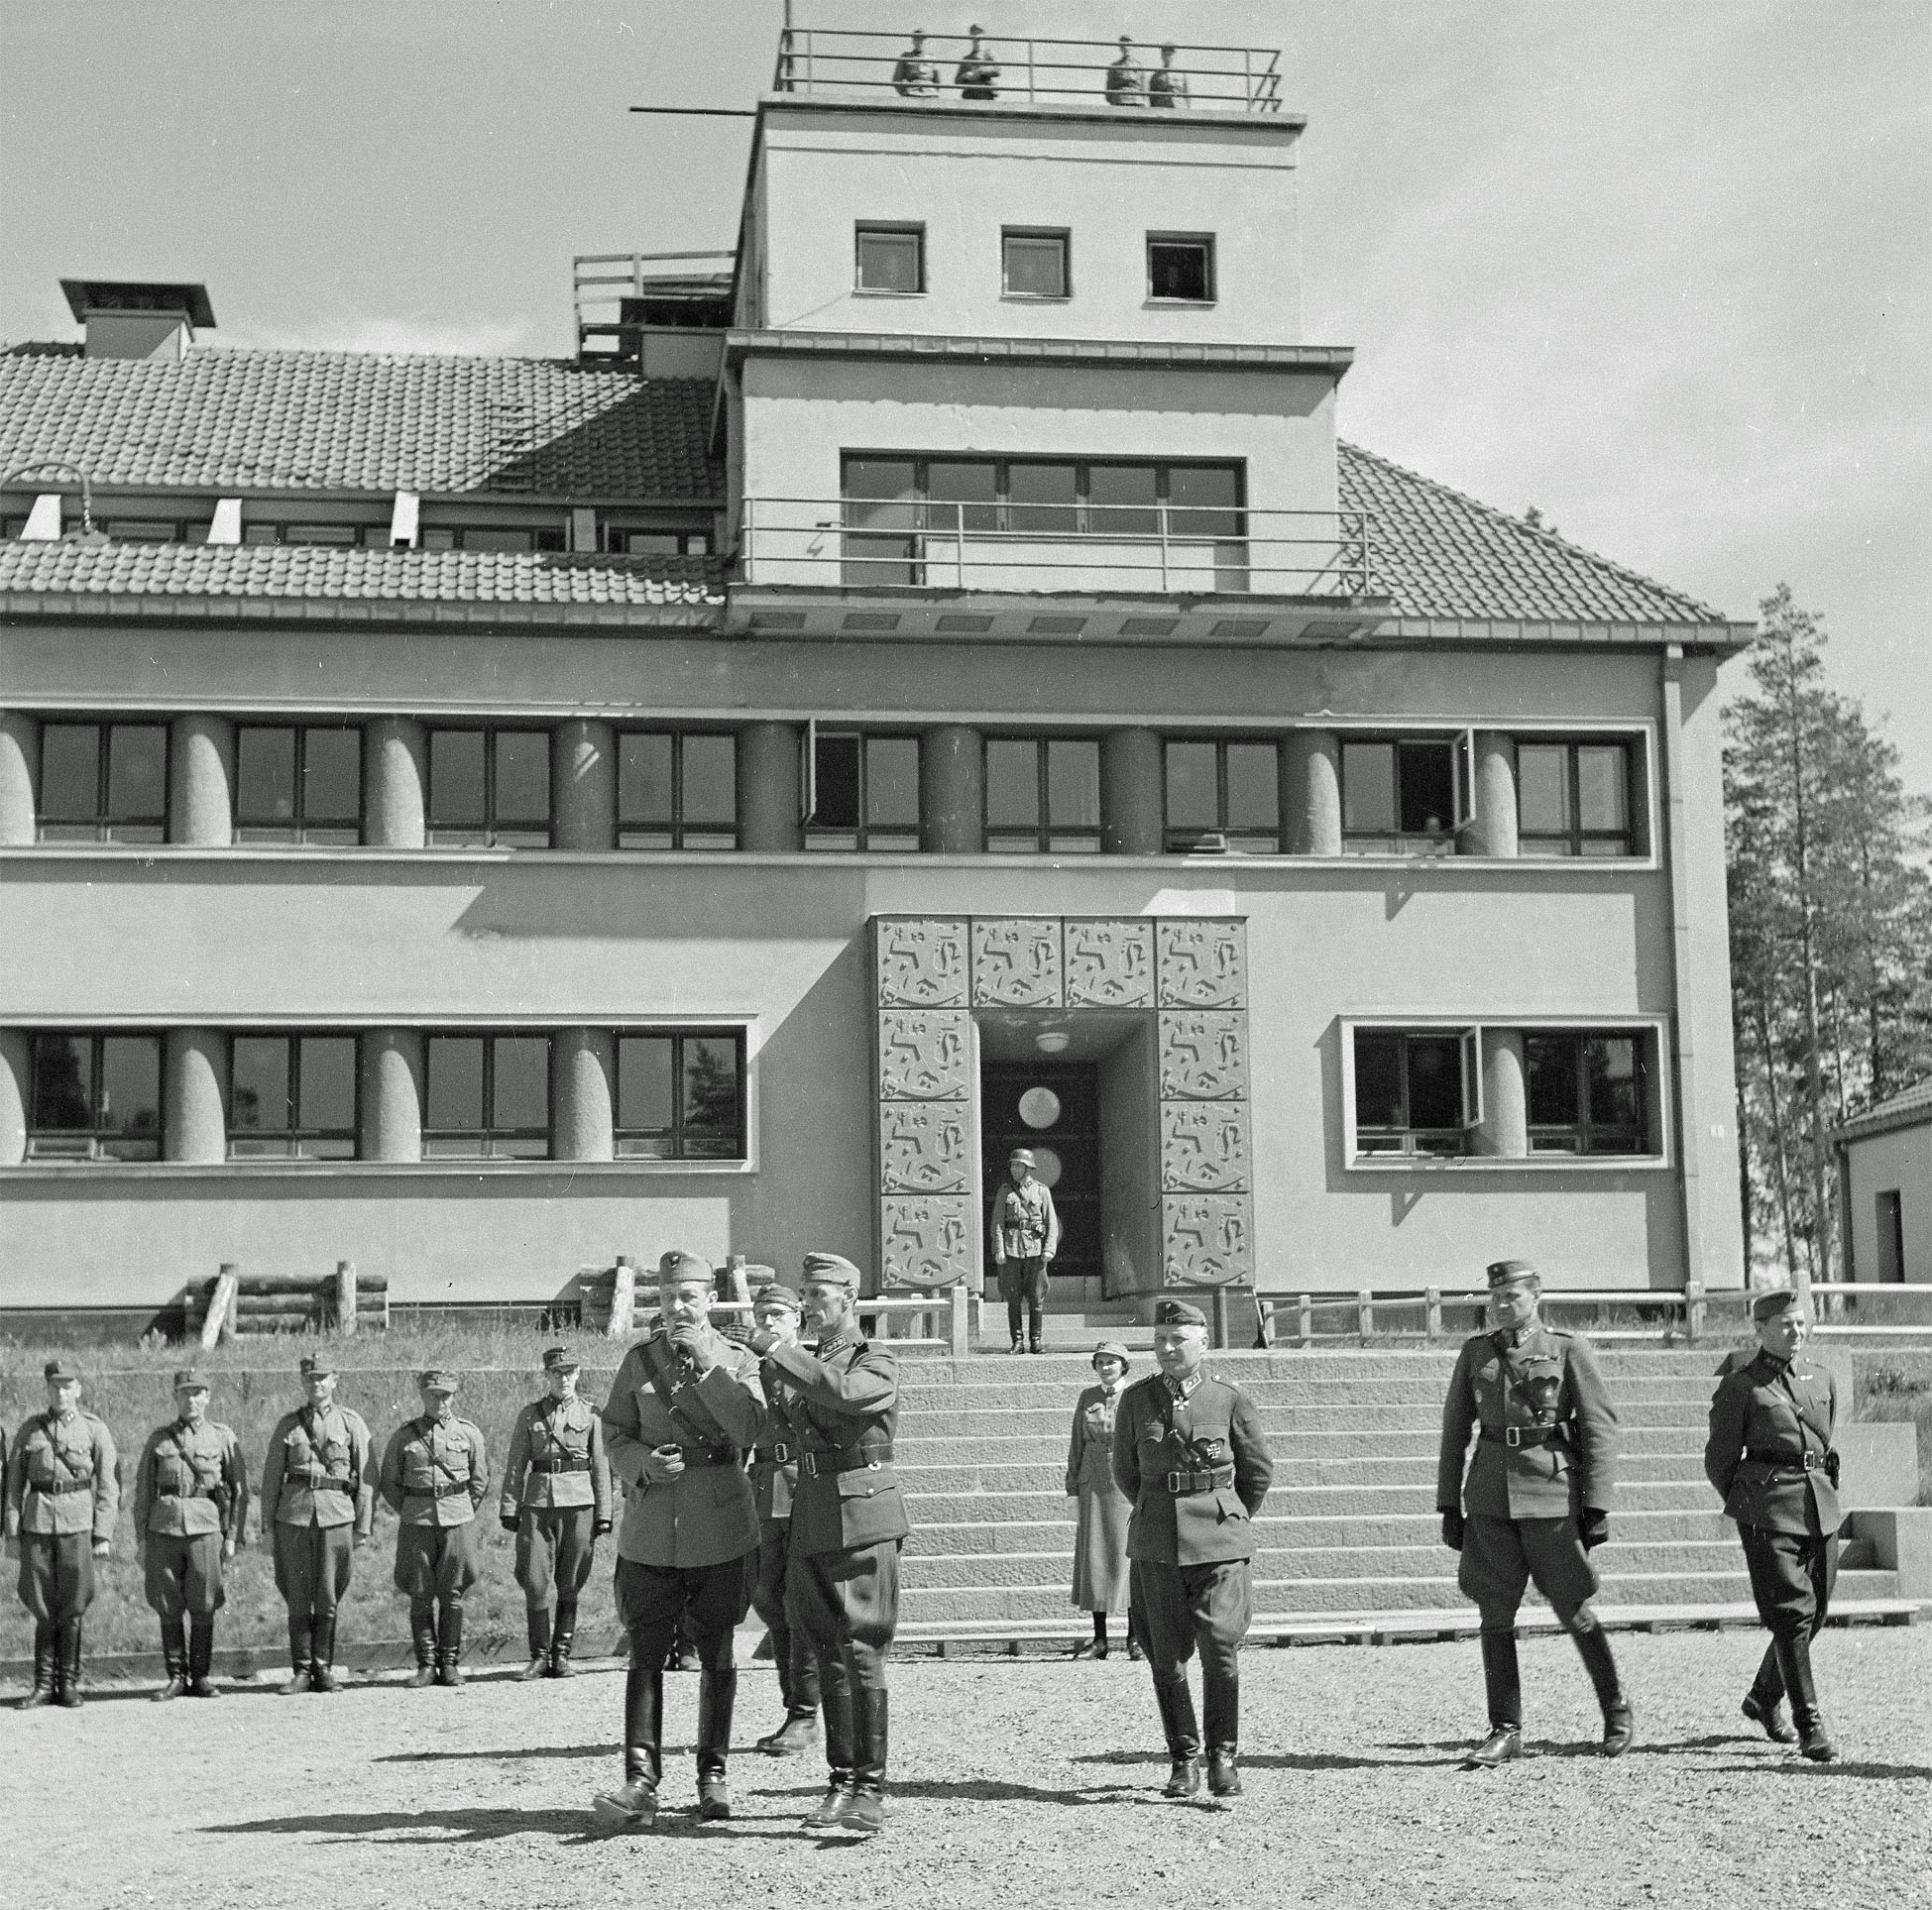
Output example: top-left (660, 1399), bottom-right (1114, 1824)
top-left (360, 1030), bottom-right (424, 1162)
top-left (164, 1028), bottom-right (229, 1163)
top-left (1461, 730), bottom-right (1519, 857)
top-left (1101, 727), bottom-right (1163, 854)
top-left (738, 721), bottom-right (802, 851)
top-left (1476, 1028), bottom-right (1530, 1158)
top-left (0, 714), bottom-right (39, 845)
top-left (554, 719), bottom-right (617, 852)
top-left (0, 1030), bottom-right (30, 1165)
top-left (168, 715), bottom-right (235, 846)
top-left (1283, 730), bottom-right (1342, 855)
top-left (920, 725), bottom-right (984, 854)
top-left (552, 1028), bottom-right (617, 1162)
top-left (364, 718), bottom-right (427, 848)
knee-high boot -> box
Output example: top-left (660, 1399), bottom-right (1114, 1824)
top-left (1775, 1631), bottom-right (1837, 1760)
top-left (1463, 1631), bottom-right (1523, 1768)
top-left (56, 1618), bottom-right (85, 1708)
top-left (1154, 1679), bottom-right (1201, 1798)
top-left (435, 1605), bottom-right (465, 1688)
top-left (187, 1616), bottom-right (221, 1698)
top-left (154, 1617), bottom-right (189, 1701)
top-left (804, 1686), bottom-right (857, 1828)
top-left (696, 1666), bottom-right (738, 1820)
top-left (310, 1617), bottom-right (339, 1694)
top-left (550, 1600), bottom-right (577, 1678)
top-left (843, 1686), bottom-right (889, 1835)
top-left (591, 1663), bottom-right (663, 1830)
top-left (1202, 1664), bottom-right (1241, 1798)
top-left (1571, 1618), bottom-right (1633, 1755)
top-left (406, 1604), bottom-right (438, 1689)
top-left (283, 1617), bottom-right (313, 1696)
top-left (521, 1606), bottom-right (552, 1680)
top-left (18, 1623), bottom-right (57, 1709)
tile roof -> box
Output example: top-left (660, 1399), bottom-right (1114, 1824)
top-left (1832, 1075), bottom-right (1932, 1146)
top-left (0, 350), bottom-right (719, 501)
top-left (1338, 441), bottom-right (1725, 625)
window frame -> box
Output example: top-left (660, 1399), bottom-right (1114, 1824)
top-left (1161, 736), bottom-right (1282, 853)
top-left (1524, 1030), bottom-right (1651, 1157)
top-left (853, 223), bottom-right (927, 295)
top-left (25, 1031), bottom-right (166, 1162)
top-left (1514, 736), bottom-right (1639, 858)
top-left (234, 723), bottom-right (364, 845)
top-left (421, 1032), bottom-right (554, 1161)
top-left (226, 1032), bottom-right (361, 1161)
top-left (35, 720), bottom-right (170, 844)
top-left (616, 729), bottom-right (739, 850)
top-left (1338, 733), bottom-right (1466, 857)
top-left (614, 1029), bottom-right (748, 1161)
top-left (425, 725), bottom-right (553, 848)
top-left (983, 734), bottom-right (1103, 854)
top-left (1001, 226), bottom-right (1072, 300)
top-left (1146, 231), bottom-right (1217, 304)
top-left (802, 727), bottom-right (922, 852)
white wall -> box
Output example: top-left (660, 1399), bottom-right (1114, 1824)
top-left (1846, 1124), bottom-right (1932, 1282)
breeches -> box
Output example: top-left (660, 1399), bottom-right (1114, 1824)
top-left (1458, 1515), bottom-right (1599, 1630)
top-left (753, 1516), bottom-right (820, 1710)
top-left (17, 1532), bottom-right (95, 1623)
top-left (1741, 1524), bottom-right (1837, 1644)
top-left (514, 1506), bottom-right (598, 1608)
top-left (273, 1521), bottom-right (356, 1619)
top-left (1130, 1556), bottom-right (1250, 1687)
top-left (997, 1258), bottom-right (1050, 1318)
top-left (788, 1538), bottom-right (901, 1697)
top-left (615, 1552), bottom-right (755, 1672)
top-left (394, 1523), bottom-right (481, 1606)
top-left (143, 1531), bottom-right (225, 1621)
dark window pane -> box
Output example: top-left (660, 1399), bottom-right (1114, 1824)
top-left (813, 734), bottom-right (860, 830)
top-left (1406, 1037), bottom-right (1464, 1130)
top-left (426, 1037), bottom-right (485, 1130)
top-left (429, 732), bottom-right (487, 826)
top-left (1149, 239), bottom-right (1211, 300)
top-left (1353, 1033), bottom-right (1404, 1130)
top-left (231, 1037), bottom-right (291, 1131)
top-left (1088, 464), bottom-right (1159, 536)
top-left (1225, 743), bottom-right (1278, 831)
top-left (865, 737), bottom-right (920, 828)
top-left (99, 1037), bottom-right (161, 1136)
top-left (856, 228), bottom-right (922, 292)
top-left (985, 739), bottom-right (1039, 830)
top-left (624, 531), bottom-right (682, 555)
top-left (299, 1038), bottom-right (357, 1131)
top-left (1517, 744), bottom-right (1569, 839)
top-left (620, 733), bottom-right (674, 825)
top-left (1168, 465), bottom-right (1241, 537)
top-left (1008, 463), bottom-right (1078, 534)
top-left (681, 734), bottom-right (737, 826)
top-left (618, 1036), bottom-right (675, 1132)
top-left (1587, 1038), bottom-right (1641, 1129)
top-left (1165, 741), bottom-right (1218, 832)
top-left (237, 729), bottom-right (298, 825)
top-left (1047, 739), bottom-right (1099, 829)
top-left (1398, 740), bottom-right (1455, 837)
top-left (926, 461), bottom-right (998, 533)
top-left (1003, 233), bottom-right (1067, 297)
top-left (304, 730), bottom-right (361, 825)
top-left (31, 1036), bottom-right (92, 1128)
top-left (1578, 745), bottom-right (1630, 835)
top-left (39, 725), bottom-right (100, 822)
top-left (491, 1036), bottom-right (549, 1131)
top-left (1526, 1037), bottom-right (1579, 1128)
top-left (1342, 742), bottom-right (1396, 835)
top-left (463, 527), bottom-right (533, 552)
top-left (285, 524), bottom-right (358, 546)
top-left (108, 726), bottom-right (168, 820)
top-left (496, 732), bottom-right (550, 823)
top-left (682, 1037), bottom-right (740, 1136)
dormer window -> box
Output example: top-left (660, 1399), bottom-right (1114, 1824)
top-left (855, 224), bottom-right (925, 294)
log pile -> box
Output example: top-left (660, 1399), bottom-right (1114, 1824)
top-left (184, 1265), bottom-right (390, 1338)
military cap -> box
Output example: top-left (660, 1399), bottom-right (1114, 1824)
top-left (1091, 1340), bottom-right (1131, 1367)
top-left (801, 1251), bottom-right (863, 1291)
top-left (1154, 1297), bottom-right (1208, 1328)
top-left (44, 1358), bottom-right (80, 1383)
top-left (752, 1284), bottom-right (804, 1315)
top-left (171, 1368), bottom-right (208, 1393)
top-left (541, 1346), bottom-right (580, 1372)
top-left (298, 1354), bottom-right (335, 1380)
top-left (1008, 1148), bottom-right (1037, 1168)
top-left (656, 1249), bottom-right (714, 1288)
top-left (1485, 1258), bottom-right (1540, 1289)
top-left (416, 1369), bottom-right (458, 1394)
top-left (1752, 1288), bottom-right (1801, 1322)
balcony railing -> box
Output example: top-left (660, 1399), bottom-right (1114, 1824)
top-left (771, 28), bottom-right (1285, 114)
top-left (739, 497), bottom-right (1373, 599)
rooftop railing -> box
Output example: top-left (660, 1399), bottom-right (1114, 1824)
top-left (771, 27), bottom-right (1285, 114)
top-left (572, 250), bottom-right (737, 356)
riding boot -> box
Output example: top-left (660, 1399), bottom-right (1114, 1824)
top-left (1463, 1631), bottom-right (1523, 1768)
top-left (436, 1606), bottom-right (465, 1688)
top-left (406, 1605), bottom-right (438, 1688)
top-left (154, 1617), bottom-right (189, 1701)
top-left (1775, 1632), bottom-right (1837, 1761)
top-left (1028, 1304), bottom-right (1045, 1354)
top-left (843, 1686), bottom-right (889, 1835)
top-left (804, 1688), bottom-right (857, 1828)
top-left (591, 1663), bottom-right (663, 1831)
top-left (1203, 1667), bottom-right (1241, 1797)
top-left (56, 1618), bottom-right (85, 1708)
top-left (18, 1624), bottom-right (57, 1709)
top-left (1006, 1296), bottom-right (1024, 1353)
top-left (550, 1600), bottom-right (577, 1678)
top-left (1571, 1620), bottom-right (1633, 1755)
top-left (187, 1616), bottom-right (222, 1697)
top-left (310, 1617), bottom-right (339, 1693)
top-left (1155, 1679), bottom-right (1201, 1798)
top-left (282, 1617), bottom-right (313, 1695)
top-left (521, 1606), bottom-right (553, 1681)
top-left (696, 1665), bottom-right (738, 1820)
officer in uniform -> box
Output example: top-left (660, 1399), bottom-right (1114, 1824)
top-left (260, 1353), bottom-right (374, 1694)
top-left (746, 1251), bottom-right (906, 1837)
top-left (1704, 1287), bottom-right (1843, 1761)
top-left (1436, 1258), bottom-right (1633, 1766)
top-left (990, 1147), bottom-right (1060, 1354)
top-left (134, 1369), bottom-right (249, 1700)
top-left (5, 1359), bottom-right (119, 1709)
top-left (379, 1370), bottom-right (489, 1689)
top-left (593, 1250), bottom-right (768, 1833)
top-left (891, 29), bottom-right (940, 95)
top-left (502, 1345), bottom-right (613, 1680)
top-left (745, 1283), bottom-right (822, 1755)
top-left (1110, 1296), bottom-right (1273, 1802)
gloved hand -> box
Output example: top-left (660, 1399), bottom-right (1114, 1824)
top-left (1439, 1510), bottom-right (1465, 1552)
top-left (593, 1518), bottom-right (613, 1538)
top-left (1825, 1450), bottom-right (1842, 1490)
top-left (1579, 1508), bottom-right (1610, 1550)
top-left (500, 1513), bottom-right (519, 1534)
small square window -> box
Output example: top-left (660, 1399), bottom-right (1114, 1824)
top-left (1003, 230), bottom-right (1069, 298)
top-left (1148, 235), bottom-right (1214, 302)
top-left (856, 225), bottom-right (925, 293)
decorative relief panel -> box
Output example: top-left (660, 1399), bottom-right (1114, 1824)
top-left (969, 918), bottom-right (1064, 1008)
top-left (1158, 920), bottom-right (1246, 1009)
top-left (1160, 1102), bottom-right (1251, 1193)
top-left (1162, 1194), bottom-right (1254, 1287)
top-left (877, 1011), bottom-right (972, 1102)
top-left (876, 917), bottom-right (968, 1008)
top-left (878, 1103), bottom-right (973, 1194)
top-left (880, 1195), bottom-right (974, 1288)
top-left (1158, 1012), bottom-right (1248, 1099)
top-left (1064, 918), bottom-right (1155, 1008)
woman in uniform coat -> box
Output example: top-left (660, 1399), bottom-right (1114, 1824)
top-left (1064, 1341), bottom-right (1138, 1659)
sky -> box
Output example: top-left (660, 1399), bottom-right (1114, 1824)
top-left (3, 0), bottom-right (1927, 789)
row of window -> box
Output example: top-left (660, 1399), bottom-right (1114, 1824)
top-left (855, 224), bottom-right (1216, 304)
top-left (5, 518), bottom-right (715, 555)
top-left (24, 1031), bottom-right (745, 1163)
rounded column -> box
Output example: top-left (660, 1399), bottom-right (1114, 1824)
top-left (554, 719), bottom-right (616, 852)
top-left (0, 713), bottom-right (39, 845)
top-left (738, 721), bottom-right (802, 851)
top-left (164, 1028), bottom-right (229, 1163)
top-left (360, 1030), bottom-right (424, 1162)
top-left (168, 715), bottom-right (234, 846)
top-left (1101, 727), bottom-right (1163, 854)
top-left (1476, 1028), bottom-right (1530, 1158)
top-left (364, 718), bottom-right (427, 848)
top-left (552, 1028), bottom-right (616, 1162)
top-left (1461, 731), bottom-right (1519, 857)
top-left (0, 1030), bottom-right (30, 1165)
top-left (1283, 730), bottom-right (1341, 855)
top-left (920, 725), bottom-right (984, 854)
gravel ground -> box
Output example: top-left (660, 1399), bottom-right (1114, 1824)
top-left (1, 1629), bottom-right (1926, 1910)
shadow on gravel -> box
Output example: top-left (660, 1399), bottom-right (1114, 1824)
top-left (1700, 1760), bottom-right (1932, 1783)
top-left (375, 1742), bottom-right (621, 1763)
top-left (203, 1808), bottom-right (595, 1845)
top-left (751, 1777), bottom-right (1138, 1807)
top-left (1078, 1748), bottom-right (1458, 1772)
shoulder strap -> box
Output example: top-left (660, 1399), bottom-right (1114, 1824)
top-left (1783, 1372), bottom-right (1836, 1454)
top-left (640, 1338), bottom-right (733, 1447)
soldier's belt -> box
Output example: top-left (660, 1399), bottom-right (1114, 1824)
top-left (301, 1470), bottom-right (353, 1489)
top-left (1159, 1464), bottom-right (1236, 1496)
top-left (675, 1444), bottom-right (739, 1468)
top-left (42, 1482), bottom-right (93, 1495)
top-left (527, 1457), bottom-right (592, 1474)
top-left (157, 1490), bottom-right (218, 1503)
top-left (1479, 1425), bottom-right (1566, 1449)
top-left (1744, 1447), bottom-right (1827, 1472)
top-left (405, 1483), bottom-right (474, 1500)
top-left (799, 1445), bottom-right (894, 1479)
top-left (753, 1443), bottom-right (794, 1464)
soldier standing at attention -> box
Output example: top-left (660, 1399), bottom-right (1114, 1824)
top-left (1066, 1340), bottom-right (1136, 1659)
top-left (502, 1345), bottom-right (612, 1680)
top-left (1436, 1259), bottom-right (1633, 1767)
top-left (260, 1354), bottom-right (374, 1694)
top-left (1111, 1297), bottom-right (1273, 1802)
top-left (1704, 1288), bottom-right (1843, 1761)
top-left (891, 29), bottom-right (940, 95)
top-left (593, 1251), bottom-right (768, 1833)
top-left (746, 1283), bottom-right (822, 1755)
top-left (746, 1251), bottom-right (906, 1837)
top-left (5, 1359), bottom-right (118, 1709)
top-left (955, 24), bottom-right (999, 99)
top-left (380, 1370), bottom-right (489, 1689)
top-left (134, 1369), bottom-right (248, 1701)
top-left (1149, 43), bottom-right (1190, 107)
top-left (1104, 36), bottom-right (1147, 106)
top-left (990, 1146), bottom-right (1060, 1354)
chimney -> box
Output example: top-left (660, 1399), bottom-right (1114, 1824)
top-left (59, 279), bottom-right (217, 362)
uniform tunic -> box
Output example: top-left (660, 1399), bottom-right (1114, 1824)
top-left (501, 1393), bottom-right (612, 1608)
top-left (750, 1362), bottom-right (821, 1713)
top-left (991, 1176), bottom-right (1060, 1322)
top-left (134, 1417), bottom-right (249, 1621)
top-left (380, 1413), bottom-right (489, 1603)
top-left (1065, 1381), bottom-right (1132, 1614)
top-left (260, 1402), bottom-right (375, 1621)
top-left (5, 1408), bottom-right (119, 1622)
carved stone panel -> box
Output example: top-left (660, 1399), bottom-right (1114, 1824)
top-left (880, 1195), bottom-right (974, 1288)
top-left (878, 1103), bottom-right (973, 1194)
top-left (1158, 1012), bottom-right (1248, 1099)
top-left (969, 917), bottom-right (1064, 1008)
top-left (1162, 1194), bottom-right (1254, 1287)
top-left (875, 918), bottom-right (968, 1008)
top-left (877, 1011), bottom-right (972, 1102)
top-left (1158, 920), bottom-right (1247, 1009)
top-left (1160, 1102), bottom-right (1252, 1193)
top-left (1064, 918), bottom-right (1155, 1008)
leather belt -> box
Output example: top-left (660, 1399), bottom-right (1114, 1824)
top-left (300, 1469), bottom-right (353, 1488)
top-left (1480, 1425), bottom-right (1565, 1449)
top-left (44, 1482), bottom-right (93, 1495)
top-left (1744, 1447), bottom-right (1825, 1472)
top-left (528, 1457), bottom-right (592, 1474)
top-left (754, 1443), bottom-right (794, 1464)
top-left (1161, 1464), bottom-right (1235, 1496)
top-left (800, 1445), bottom-right (893, 1479)
top-left (676, 1445), bottom-right (739, 1469)
top-left (405, 1482), bottom-right (474, 1500)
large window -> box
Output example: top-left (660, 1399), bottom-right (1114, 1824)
top-left (1526, 1033), bottom-right (1648, 1155)
top-left (423, 1034), bottom-right (551, 1159)
top-left (1148, 233), bottom-right (1215, 302)
top-left (27, 1034), bottom-right (163, 1160)
top-left (1351, 1030), bottom-right (1477, 1157)
top-left (855, 224), bottom-right (925, 293)
top-left (1164, 739), bottom-right (1280, 852)
top-left (1517, 739), bottom-right (1636, 856)
top-left (618, 731), bottom-right (737, 849)
top-left (416, 524), bottom-right (567, 552)
top-left (805, 730), bottom-right (920, 851)
top-left (235, 726), bottom-right (362, 844)
top-left (985, 737), bottom-right (1101, 852)
top-left (229, 1035), bottom-right (358, 1159)
top-left (1341, 737), bottom-right (1459, 854)
top-left (427, 729), bottom-right (551, 847)
top-left (616, 1032), bottom-right (746, 1159)
top-left (1002, 228), bottom-right (1070, 298)
top-left (37, 722), bottom-right (169, 843)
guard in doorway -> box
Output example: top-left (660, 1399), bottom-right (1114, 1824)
top-left (990, 1146), bottom-right (1060, 1353)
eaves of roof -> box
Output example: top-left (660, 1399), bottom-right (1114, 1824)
top-left (1831, 1077), bottom-right (1932, 1147)
top-left (728, 328), bottom-right (1354, 375)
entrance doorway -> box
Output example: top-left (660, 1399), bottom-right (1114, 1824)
top-left (981, 1061), bottom-right (1101, 1290)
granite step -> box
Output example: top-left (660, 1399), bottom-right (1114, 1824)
top-left (902, 1479), bottom-right (1718, 1520)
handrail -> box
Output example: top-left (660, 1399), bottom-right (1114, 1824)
top-left (572, 251), bottom-right (738, 339)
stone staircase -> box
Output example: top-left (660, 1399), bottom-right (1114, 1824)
top-left (891, 1347), bottom-right (1922, 1644)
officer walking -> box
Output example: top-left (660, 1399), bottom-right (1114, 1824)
top-left (990, 1147), bottom-right (1060, 1354)
top-left (5, 1359), bottom-right (119, 1709)
top-left (745, 1283), bottom-right (822, 1755)
top-left (379, 1370), bottom-right (489, 1689)
top-left (1704, 1288), bottom-right (1843, 1761)
top-left (1111, 1296), bottom-right (1273, 1802)
top-left (1436, 1259), bottom-right (1633, 1766)
top-left (134, 1369), bottom-right (249, 1701)
top-left (502, 1345), bottom-right (613, 1680)
top-left (260, 1354), bottom-right (374, 1694)
top-left (592, 1250), bottom-right (768, 1833)
top-left (746, 1251), bottom-right (907, 1837)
